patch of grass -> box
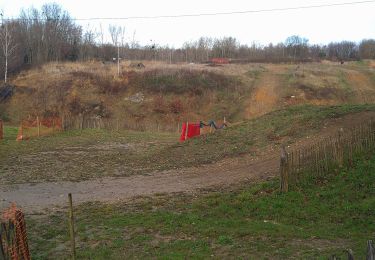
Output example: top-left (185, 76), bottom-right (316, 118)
top-left (149, 104), bottom-right (375, 169)
top-left (244, 66), bottom-right (266, 80)
top-left (338, 71), bottom-right (352, 92)
top-left (27, 151), bottom-right (375, 259)
top-left (354, 60), bottom-right (370, 67)
top-left (136, 68), bottom-right (241, 95)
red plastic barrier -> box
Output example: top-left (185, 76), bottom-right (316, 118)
top-left (180, 122), bottom-right (200, 142)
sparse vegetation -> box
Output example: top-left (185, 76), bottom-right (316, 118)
top-left (137, 68), bottom-right (240, 94)
top-left (2, 60), bottom-right (374, 131)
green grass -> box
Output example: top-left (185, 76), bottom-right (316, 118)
top-left (151, 104), bottom-right (375, 169)
top-left (0, 127), bottom-right (177, 183)
top-left (338, 70), bottom-right (351, 91)
top-left (1, 104), bottom-right (375, 183)
top-left (27, 151), bottom-right (375, 259)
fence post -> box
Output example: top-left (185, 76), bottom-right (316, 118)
top-left (280, 145), bottom-right (289, 192)
top-left (80, 114), bottom-right (84, 130)
top-left (68, 193), bottom-right (76, 260)
top-left (337, 128), bottom-right (344, 167)
top-left (37, 116), bottom-right (40, 137)
top-left (61, 114), bottom-right (65, 131)
top-left (367, 240), bottom-right (375, 260)
top-left (0, 119), bottom-right (3, 140)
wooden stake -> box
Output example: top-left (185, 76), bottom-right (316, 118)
top-left (0, 119), bottom-right (3, 140)
top-left (280, 145), bottom-right (289, 192)
top-left (37, 116), bottom-right (40, 137)
top-left (185, 122), bottom-right (188, 140)
top-left (61, 114), bottom-right (65, 131)
top-left (68, 193), bottom-right (76, 260)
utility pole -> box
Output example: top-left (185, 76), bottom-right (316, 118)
top-left (4, 20), bottom-right (8, 83)
top-left (117, 44), bottom-right (120, 77)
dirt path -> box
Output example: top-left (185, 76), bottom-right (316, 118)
top-left (0, 154), bottom-right (279, 213)
top-left (344, 69), bottom-right (375, 103)
top-left (245, 65), bottom-right (284, 119)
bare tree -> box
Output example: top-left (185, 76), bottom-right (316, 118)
top-left (80, 24), bottom-right (98, 60)
top-left (359, 39), bottom-right (375, 59)
top-left (285, 35), bottom-right (309, 61)
top-left (0, 13), bottom-right (17, 83)
top-left (109, 25), bottom-right (124, 76)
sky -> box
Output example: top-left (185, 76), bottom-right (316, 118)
top-left (1, 0), bottom-right (375, 47)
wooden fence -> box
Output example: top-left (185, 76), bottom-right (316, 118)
top-left (62, 115), bottom-right (181, 133)
top-left (280, 119), bottom-right (375, 192)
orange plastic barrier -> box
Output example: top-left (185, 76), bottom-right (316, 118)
top-left (16, 125), bottom-right (25, 141)
top-left (16, 117), bottom-right (62, 141)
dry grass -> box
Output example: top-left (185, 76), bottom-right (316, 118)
top-left (5, 60), bottom-right (375, 128)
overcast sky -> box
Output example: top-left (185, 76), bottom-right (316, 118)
top-left (1, 0), bottom-right (375, 47)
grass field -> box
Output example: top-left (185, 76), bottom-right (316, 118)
top-left (2, 104), bottom-right (375, 184)
top-left (26, 151), bottom-right (375, 259)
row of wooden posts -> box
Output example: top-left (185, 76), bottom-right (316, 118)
top-left (63, 116), bottom-right (228, 134)
top-left (280, 119), bottom-right (375, 192)
top-left (63, 116), bottom-right (183, 133)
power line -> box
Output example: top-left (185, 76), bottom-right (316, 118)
top-left (3, 0), bottom-right (375, 21)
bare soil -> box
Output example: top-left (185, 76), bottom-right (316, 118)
top-left (244, 65), bottom-right (285, 119)
top-left (0, 153), bottom-right (278, 213)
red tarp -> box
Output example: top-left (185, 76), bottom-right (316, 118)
top-left (210, 58), bottom-right (229, 64)
top-left (180, 122), bottom-right (200, 142)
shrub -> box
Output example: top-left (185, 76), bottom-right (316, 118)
top-left (169, 98), bottom-right (184, 114)
top-left (133, 68), bottom-right (239, 95)
top-left (152, 96), bottom-right (168, 114)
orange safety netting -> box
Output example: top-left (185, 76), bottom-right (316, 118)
top-left (0, 204), bottom-right (31, 260)
top-left (16, 116), bottom-right (62, 141)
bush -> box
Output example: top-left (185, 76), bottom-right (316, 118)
top-left (169, 98), bottom-right (184, 114)
top-left (152, 96), bottom-right (167, 114)
top-left (133, 68), bottom-right (239, 95)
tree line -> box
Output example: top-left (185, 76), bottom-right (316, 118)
top-left (1, 3), bottom-right (375, 82)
